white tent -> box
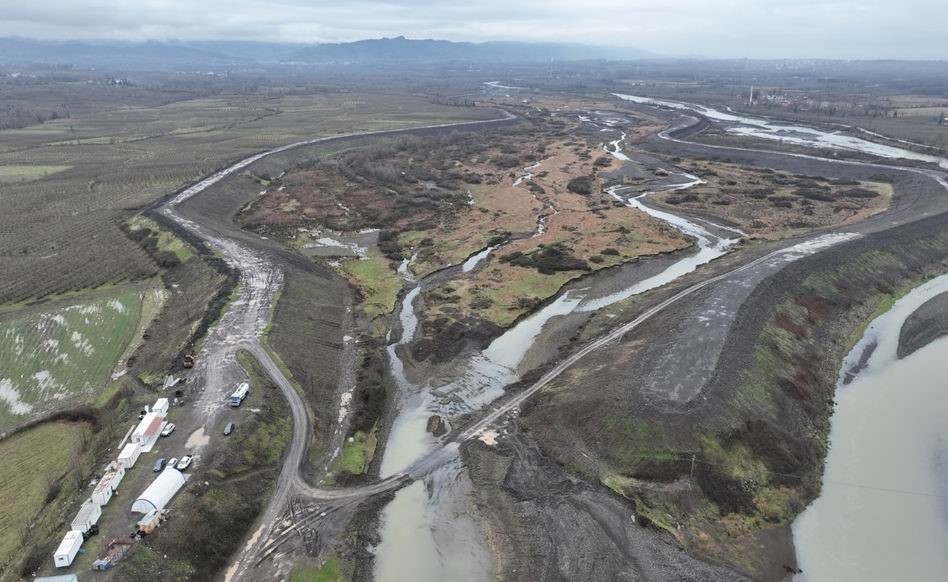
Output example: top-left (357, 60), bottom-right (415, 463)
top-left (131, 468), bottom-right (185, 514)
top-left (53, 530), bottom-right (83, 568)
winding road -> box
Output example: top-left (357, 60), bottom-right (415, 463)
top-left (158, 99), bottom-right (948, 580)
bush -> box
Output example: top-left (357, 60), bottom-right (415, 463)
top-left (567, 176), bottom-right (594, 195)
top-left (594, 157), bottom-right (612, 167)
top-left (840, 187), bottom-right (879, 199)
top-left (492, 155), bottom-right (520, 169)
top-left (505, 244), bottom-right (589, 274)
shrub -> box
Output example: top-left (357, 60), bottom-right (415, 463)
top-left (840, 187), bottom-right (879, 199)
top-left (567, 176), bottom-right (594, 195)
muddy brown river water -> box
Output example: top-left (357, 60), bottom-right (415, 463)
top-left (792, 275), bottom-right (948, 582)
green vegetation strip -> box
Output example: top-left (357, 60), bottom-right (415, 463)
top-left (128, 215), bottom-right (194, 262)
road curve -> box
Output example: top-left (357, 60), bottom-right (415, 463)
top-left (154, 110), bottom-right (520, 581)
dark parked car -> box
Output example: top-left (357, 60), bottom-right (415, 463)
top-left (223, 422), bottom-right (235, 436)
top-left (152, 458), bottom-right (167, 472)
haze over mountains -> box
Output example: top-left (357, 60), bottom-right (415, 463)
top-left (0, 36), bottom-right (653, 70)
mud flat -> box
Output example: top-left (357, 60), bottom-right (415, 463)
top-left (792, 274), bottom-right (948, 582)
top-left (897, 291), bottom-right (948, 358)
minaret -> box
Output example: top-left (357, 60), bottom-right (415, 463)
top-left (748, 85), bottom-right (755, 106)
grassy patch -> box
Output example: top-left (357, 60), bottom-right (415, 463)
top-left (333, 428), bottom-right (377, 476)
top-left (0, 165), bottom-right (71, 183)
top-left (341, 257), bottom-right (401, 320)
top-left (290, 555), bottom-right (348, 582)
top-left (0, 291), bottom-right (142, 431)
top-left (0, 421), bottom-right (88, 566)
top-left (699, 433), bottom-right (769, 483)
top-left (128, 216), bottom-right (194, 262)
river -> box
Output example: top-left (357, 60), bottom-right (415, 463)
top-left (792, 275), bottom-right (948, 582)
top-left (614, 93), bottom-right (948, 171)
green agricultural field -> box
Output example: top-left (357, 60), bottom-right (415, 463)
top-left (0, 291), bottom-right (142, 431)
top-left (0, 421), bottom-right (89, 568)
top-left (0, 165), bottom-right (71, 184)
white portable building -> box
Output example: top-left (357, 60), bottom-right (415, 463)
top-left (131, 468), bottom-right (185, 514)
top-left (36, 575), bottom-right (80, 582)
top-left (131, 411), bottom-right (166, 452)
top-left (71, 500), bottom-right (102, 533)
top-left (92, 462), bottom-right (126, 505)
top-left (118, 442), bottom-right (142, 469)
top-left (53, 530), bottom-right (83, 568)
top-left (153, 397), bottom-right (170, 414)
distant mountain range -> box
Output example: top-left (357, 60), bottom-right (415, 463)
top-left (291, 36), bottom-right (653, 63)
top-left (0, 36), bottom-right (653, 70)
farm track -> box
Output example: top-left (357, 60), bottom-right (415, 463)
top-left (160, 102), bottom-right (948, 580)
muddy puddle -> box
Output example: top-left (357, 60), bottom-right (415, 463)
top-left (792, 275), bottom-right (948, 581)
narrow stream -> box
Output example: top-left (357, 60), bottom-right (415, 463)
top-left (792, 275), bottom-right (948, 582)
top-left (374, 116), bottom-right (741, 582)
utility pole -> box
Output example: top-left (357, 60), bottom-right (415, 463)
top-left (690, 454), bottom-right (696, 478)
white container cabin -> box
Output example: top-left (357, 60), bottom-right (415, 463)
top-left (91, 462), bottom-right (126, 505)
top-left (53, 530), bottom-right (83, 568)
top-left (131, 411), bottom-right (166, 452)
top-left (70, 500), bottom-right (101, 534)
top-left (117, 442), bottom-right (142, 469)
top-left (152, 397), bottom-right (170, 414)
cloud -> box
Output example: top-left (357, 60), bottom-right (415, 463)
top-left (0, 0), bottom-right (944, 59)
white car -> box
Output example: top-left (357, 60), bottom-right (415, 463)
top-left (161, 423), bottom-right (176, 437)
top-left (167, 457), bottom-right (179, 469)
top-left (176, 455), bottom-right (193, 471)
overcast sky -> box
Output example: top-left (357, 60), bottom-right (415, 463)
top-left (1, 0), bottom-right (946, 59)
